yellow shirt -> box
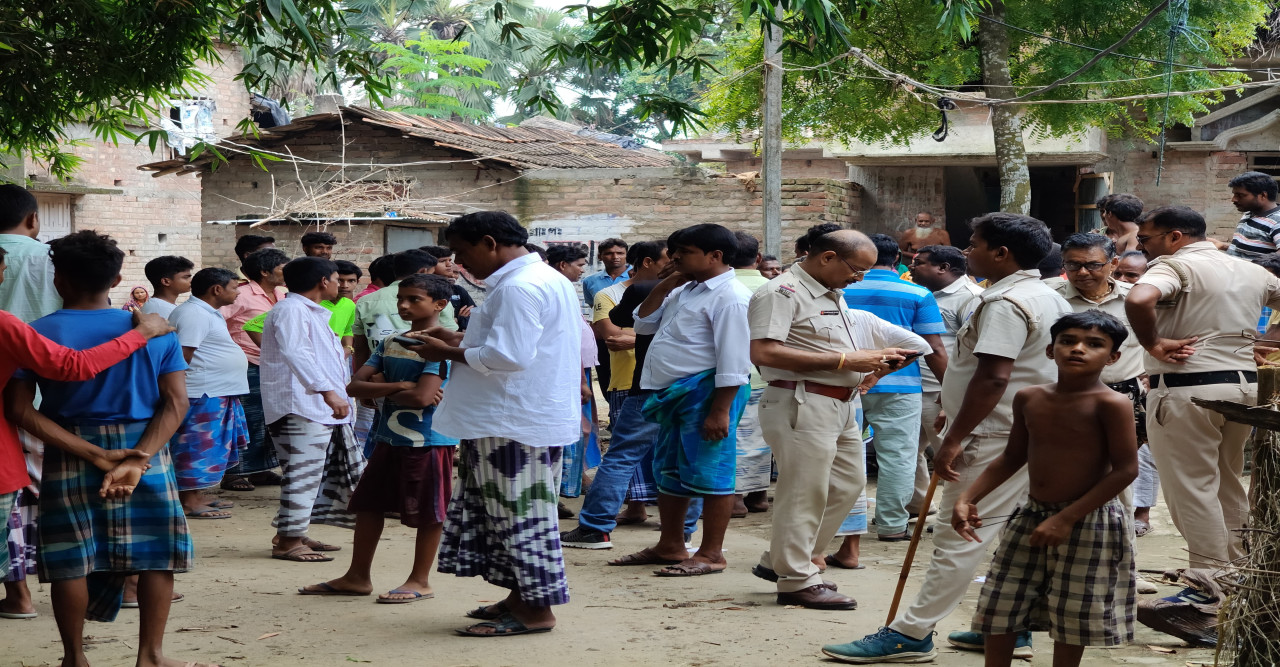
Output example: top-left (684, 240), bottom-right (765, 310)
top-left (592, 284), bottom-right (636, 392)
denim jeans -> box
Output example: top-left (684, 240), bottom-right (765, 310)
top-left (862, 391), bottom-right (922, 535)
top-left (578, 392), bottom-right (701, 536)
top-left (228, 363), bottom-right (279, 475)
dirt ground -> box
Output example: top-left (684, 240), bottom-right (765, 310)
top-left (3, 475), bottom-right (1220, 667)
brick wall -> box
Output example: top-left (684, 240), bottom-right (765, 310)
top-left (1101, 144), bottom-right (1243, 239)
top-left (21, 45), bottom-right (251, 304)
top-left (515, 168), bottom-right (858, 262)
top-left (847, 166), bottom-right (946, 236)
top-left (720, 157), bottom-right (851, 181)
top-left (196, 125), bottom-right (860, 269)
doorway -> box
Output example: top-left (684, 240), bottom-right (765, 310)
top-left (943, 165), bottom-right (1083, 247)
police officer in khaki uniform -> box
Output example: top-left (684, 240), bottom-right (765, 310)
top-left (1127, 205), bottom-right (1280, 569)
top-left (748, 228), bottom-right (929, 610)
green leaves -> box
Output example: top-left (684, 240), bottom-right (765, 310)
top-left (373, 37), bottom-right (500, 119)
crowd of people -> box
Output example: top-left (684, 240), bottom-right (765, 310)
top-left (0, 169), bottom-right (1278, 666)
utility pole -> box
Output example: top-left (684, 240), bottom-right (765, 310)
top-left (762, 6), bottom-right (783, 257)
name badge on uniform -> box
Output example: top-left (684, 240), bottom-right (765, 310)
top-left (820, 310), bottom-right (840, 315)
top-left (776, 285), bottom-right (796, 298)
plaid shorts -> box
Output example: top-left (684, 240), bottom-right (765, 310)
top-left (972, 497), bottom-right (1135, 646)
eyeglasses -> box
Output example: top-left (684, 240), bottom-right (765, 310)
top-left (838, 255), bottom-right (868, 280)
top-left (1136, 231), bottom-right (1172, 245)
top-left (1063, 261), bottom-right (1108, 272)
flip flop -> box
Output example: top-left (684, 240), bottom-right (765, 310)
top-left (208, 499), bottom-right (234, 509)
top-left (456, 613), bottom-right (553, 637)
top-left (465, 603), bottom-right (508, 620)
top-left (0, 611), bottom-right (37, 619)
top-left (298, 582), bottom-right (369, 596)
top-left (607, 547), bottom-right (684, 567)
top-left (303, 538), bottom-right (342, 552)
top-left (271, 545), bottom-right (334, 563)
top-left (1135, 520), bottom-right (1151, 537)
top-left (824, 555), bottom-right (866, 570)
top-left (653, 561), bottom-right (725, 577)
top-left (376, 588), bottom-right (434, 604)
top-left (614, 514), bottom-right (649, 525)
top-left (185, 507), bottom-right (231, 520)
top-left (220, 476), bottom-right (254, 492)
top-left (248, 470), bottom-right (284, 486)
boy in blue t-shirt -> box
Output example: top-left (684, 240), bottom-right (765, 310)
top-left (7, 231), bottom-right (200, 666)
top-left (298, 273), bottom-right (458, 602)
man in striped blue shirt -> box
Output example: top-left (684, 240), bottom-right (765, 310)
top-left (843, 234), bottom-right (949, 542)
top-left (1228, 171), bottom-right (1280, 260)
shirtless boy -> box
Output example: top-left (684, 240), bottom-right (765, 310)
top-left (954, 310), bottom-right (1139, 667)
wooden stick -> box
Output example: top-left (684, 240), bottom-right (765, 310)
top-left (886, 472), bottom-right (940, 626)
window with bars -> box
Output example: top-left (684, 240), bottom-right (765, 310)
top-left (1248, 154), bottom-right (1280, 180)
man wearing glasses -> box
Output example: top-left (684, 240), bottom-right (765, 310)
top-left (1126, 205), bottom-right (1280, 572)
top-left (747, 226), bottom-right (928, 610)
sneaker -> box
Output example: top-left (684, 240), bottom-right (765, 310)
top-left (821, 627), bottom-right (937, 663)
top-left (560, 526), bottom-right (612, 549)
top-left (947, 631), bottom-right (1033, 659)
top-left (1160, 586), bottom-right (1214, 605)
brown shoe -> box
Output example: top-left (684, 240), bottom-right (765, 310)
top-left (776, 585), bottom-right (857, 610)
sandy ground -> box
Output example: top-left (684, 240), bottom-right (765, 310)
top-left (2, 477), bottom-right (1217, 667)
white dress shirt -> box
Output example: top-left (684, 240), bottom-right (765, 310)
top-left (169, 298), bottom-right (249, 398)
top-left (432, 253), bottom-right (581, 447)
top-left (634, 269), bottom-right (753, 390)
top-left (259, 293), bottom-right (353, 426)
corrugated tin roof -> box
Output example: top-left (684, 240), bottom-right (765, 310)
top-left (139, 106), bottom-right (675, 176)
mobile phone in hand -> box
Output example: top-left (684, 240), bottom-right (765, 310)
top-left (392, 335), bottom-right (426, 347)
top-left (886, 351), bottom-right (924, 369)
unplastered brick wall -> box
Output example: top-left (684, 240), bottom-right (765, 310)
top-left (21, 45), bottom-right (252, 305)
top-left (197, 121), bottom-right (519, 272)
top-left (720, 157), bottom-right (851, 181)
top-left (848, 165), bottom-right (945, 235)
top-left (514, 167), bottom-right (858, 259)
top-left (1102, 144), bottom-right (1243, 240)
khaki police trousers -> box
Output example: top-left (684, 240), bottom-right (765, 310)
top-left (1145, 377), bottom-right (1255, 569)
top-left (909, 391), bottom-right (943, 515)
top-left (890, 432), bottom-right (1029, 641)
top-left (757, 384), bottom-right (865, 593)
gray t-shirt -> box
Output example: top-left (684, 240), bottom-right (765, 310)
top-left (169, 298), bottom-right (250, 398)
top-left (140, 298), bottom-right (177, 318)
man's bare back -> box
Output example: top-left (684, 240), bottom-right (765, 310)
top-left (1018, 383), bottom-right (1135, 504)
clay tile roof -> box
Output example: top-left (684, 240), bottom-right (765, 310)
top-left (139, 106), bottom-right (675, 177)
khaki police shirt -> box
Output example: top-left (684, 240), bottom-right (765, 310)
top-left (748, 263), bottom-right (929, 388)
top-left (1054, 278), bottom-right (1145, 384)
top-left (1137, 241), bottom-right (1280, 375)
top-left (942, 270), bottom-right (1072, 437)
top-left (921, 277), bottom-right (984, 393)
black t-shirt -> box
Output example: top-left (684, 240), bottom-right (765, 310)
top-left (610, 280), bottom-right (659, 392)
top-left (451, 284), bottom-right (476, 330)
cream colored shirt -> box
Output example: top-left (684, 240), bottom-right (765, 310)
top-left (1055, 278), bottom-right (1145, 384)
top-left (942, 270), bottom-right (1072, 437)
top-left (748, 263), bottom-right (929, 388)
top-left (1137, 241), bottom-right (1280, 375)
top-left (920, 277), bottom-right (983, 393)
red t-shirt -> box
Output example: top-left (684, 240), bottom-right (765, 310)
top-left (0, 310), bottom-right (147, 495)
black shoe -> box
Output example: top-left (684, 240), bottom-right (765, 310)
top-left (752, 565), bottom-right (837, 590)
top-left (558, 502), bottom-right (575, 519)
top-left (560, 526), bottom-right (612, 550)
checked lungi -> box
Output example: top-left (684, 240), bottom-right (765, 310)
top-left (269, 416), bottom-right (365, 535)
top-left (170, 395), bottom-right (249, 491)
top-left (972, 497), bottom-right (1135, 646)
top-left (37, 422), bottom-right (193, 623)
top-left (5, 429), bottom-right (42, 584)
top-left (438, 438), bottom-right (569, 607)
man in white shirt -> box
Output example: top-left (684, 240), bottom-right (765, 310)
top-left (166, 268), bottom-right (249, 518)
top-left (408, 211), bottom-right (580, 637)
top-left (605, 224), bottom-right (753, 578)
top-left (260, 257), bottom-right (359, 564)
top-left (140, 255), bottom-right (193, 318)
